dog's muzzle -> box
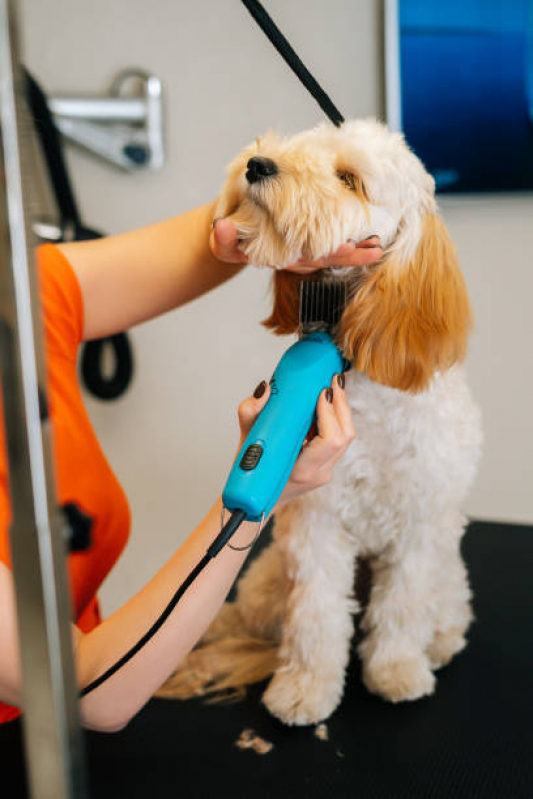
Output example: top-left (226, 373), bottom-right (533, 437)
top-left (246, 156), bottom-right (278, 184)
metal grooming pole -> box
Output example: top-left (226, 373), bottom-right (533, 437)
top-left (0, 1), bottom-right (88, 797)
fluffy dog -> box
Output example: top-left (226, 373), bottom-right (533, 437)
top-left (159, 119), bottom-right (483, 725)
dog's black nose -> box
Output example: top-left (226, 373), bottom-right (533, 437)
top-left (246, 156), bottom-right (278, 184)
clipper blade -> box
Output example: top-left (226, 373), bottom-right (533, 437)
top-left (299, 278), bottom-right (347, 337)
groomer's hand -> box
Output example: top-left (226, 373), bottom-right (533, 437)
top-left (210, 218), bottom-right (382, 271)
top-left (236, 373), bottom-right (355, 509)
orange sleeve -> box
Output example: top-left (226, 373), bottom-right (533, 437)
top-left (0, 461), bottom-right (11, 567)
top-left (37, 243), bottom-right (85, 360)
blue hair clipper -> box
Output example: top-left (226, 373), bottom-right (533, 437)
top-left (222, 279), bottom-right (348, 523)
top-left (81, 281), bottom-right (348, 694)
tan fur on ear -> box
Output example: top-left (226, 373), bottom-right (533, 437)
top-left (262, 270), bottom-right (305, 335)
top-left (340, 214), bottom-right (472, 393)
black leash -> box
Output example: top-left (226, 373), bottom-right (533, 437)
top-left (25, 71), bottom-right (83, 234)
top-left (240, 0), bottom-right (345, 127)
top-left (24, 70), bottom-right (134, 402)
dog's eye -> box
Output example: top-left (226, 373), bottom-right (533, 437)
top-left (337, 170), bottom-right (359, 191)
top-left (336, 170), bottom-right (369, 204)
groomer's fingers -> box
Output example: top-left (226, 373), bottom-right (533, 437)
top-left (275, 377), bottom-right (356, 507)
top-left (210, 218), bottom-right (248, 264)
top-left (295, 377), bottom-right (355, 472)
top-left (354, 237), bottom-right (381, 248)
top-left (237, 380), bottom-right (271, 440)
top-left (296, 387), bottom-right (345, 468)
top-left (284, 237), bottom-right (382, 273)
top-left (331, 373), bottom-right (356, 442)
top-left (315, 387), bottom-right (345, 446)
top-left (325, 374), bottom-right (356, 467)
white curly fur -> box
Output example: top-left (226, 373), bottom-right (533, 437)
top-left (253, 366), bottom-right (481, 723)
top-left (162, 119), bottom-right (483, 725)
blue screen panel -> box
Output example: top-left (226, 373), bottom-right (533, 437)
top-left (399, 0), bottom-right (533, 192)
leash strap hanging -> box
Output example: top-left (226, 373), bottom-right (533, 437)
top-left (25, 70), bottom-right (83, 234)
top-left (25, 70), bottom-right (135, 402)
top-left (240, 0), bottom-right (345, 127)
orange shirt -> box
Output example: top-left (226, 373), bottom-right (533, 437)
top-left (0, 244), bottom-right (131, 724)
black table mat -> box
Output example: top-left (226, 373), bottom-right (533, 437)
top-left (2, 520), bottom-right (533, 798)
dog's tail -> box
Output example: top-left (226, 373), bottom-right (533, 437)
top-left (156, 637), bottom-right (278, 701)
top-left (156, 604), bottom-right (279, 701)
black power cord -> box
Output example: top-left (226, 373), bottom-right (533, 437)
top-left (80, 509), bottom-right (246, 697)
top-left (80, 333), bottom-right (134, 402)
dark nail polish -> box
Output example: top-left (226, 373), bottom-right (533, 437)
top-left (253, 380), bottom-right (267, 399)
top-left (326, 387), bottom-right (334, 403)
top-left (337, 373), bottom-right (345, 389)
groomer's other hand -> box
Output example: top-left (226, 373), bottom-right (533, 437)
top-left (234, 374), bottom-right (355, 509)
top-left (211, 217), bottom-right (382, 271)
top-left (276, 373), bottom-right (355, 507)
top-left (283, 237), bottom-right (382, 274)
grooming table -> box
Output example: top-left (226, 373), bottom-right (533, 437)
top-left (2, 520), bottom-right (533, 798)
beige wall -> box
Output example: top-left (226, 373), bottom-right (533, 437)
top-left (21, 0), bottom-right (533, 614)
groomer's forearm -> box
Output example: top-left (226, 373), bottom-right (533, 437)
top-left (58, 203), bottom-right (245, 340)
top-left (77, 496), bottom-right (259, 732)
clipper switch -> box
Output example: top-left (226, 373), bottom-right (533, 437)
top-left (240, 443), bottom-right (264, 471)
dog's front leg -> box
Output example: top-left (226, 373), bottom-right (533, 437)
top-left (262, 498), bottom-right (359, 725)
top-left (359, 538), bottom-right (439, 703)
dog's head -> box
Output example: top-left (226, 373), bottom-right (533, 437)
top-left (216, 119), bottom-right (472, 393)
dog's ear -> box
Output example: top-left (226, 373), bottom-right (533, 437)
top-left (339, 213), bottom-right (472, 393)
top-left (262, 270), bottom-right (303, 334)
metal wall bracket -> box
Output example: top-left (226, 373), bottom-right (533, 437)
top-left (48, 69), bottom-right (164, 172)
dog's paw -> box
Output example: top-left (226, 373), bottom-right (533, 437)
top-left (262, 667), bottom-right (343, 726)
top-left (426, 627), bottom-right (467, 670)
top-left (363, 655), bottom-right (435, 703)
